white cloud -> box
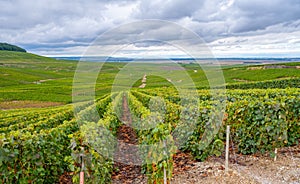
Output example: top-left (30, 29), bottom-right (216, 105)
top-left (209, 25), bottom-right (300, 57)
top-left (0, 0), bottom-right (299, 57)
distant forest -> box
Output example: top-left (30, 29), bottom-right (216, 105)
top-left (0, 43), bottom-right (26, 52)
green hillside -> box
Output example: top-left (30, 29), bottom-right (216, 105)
top-left (0, 51), bottom-right (125, 106)
top-left (0, 50), bottom-right (58, 63)
top-left (0, 51), bottom-right (77, 104)
top-left (0, 50), bottom-right (299, 109)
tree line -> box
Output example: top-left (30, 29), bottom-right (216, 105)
top-left (0, 43), bottom-right (26, 52)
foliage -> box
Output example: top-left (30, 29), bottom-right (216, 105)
top-left (68, 93), bottom-right (122, 183)
top-left (225, 78), bottom-right (300, 89)
top-left (128, 92), bottom-right (176, 183)
top-left (134, 88), bottom-right (300, 158)
top-left (227, 96), bottom-right (300, 154)
top-left (0, 119), bottom-right (78, 183)
top-left (0, 43), bottom-right (26, 52)
top-left (0, 85), bottom-right (299, 183)
top-left (0, 94), bottom-right (118, 183)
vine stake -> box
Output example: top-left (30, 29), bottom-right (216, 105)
top-left (225, 125), bottom-right (230, 173)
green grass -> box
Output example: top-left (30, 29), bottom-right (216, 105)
top-left (272, 61), bottom-right (300, 66)
top-left (0, 51), bottom-right (299, 106)
top-left (0, 51), bottom-right (129, 103)
top-left (0, 50), bottom-right (58, 63)
top-left (0, 51), bottom-right (77, 103)
top-left (223, 66), bottom-right (300, 83)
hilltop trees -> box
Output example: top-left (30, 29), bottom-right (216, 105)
top-left (0, 43), bottom-right (26, 52)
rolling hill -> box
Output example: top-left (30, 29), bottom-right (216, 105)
top-left (0, 50), bottom-right (299, 108)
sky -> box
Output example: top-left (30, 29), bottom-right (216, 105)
top-left (1, 0), bottom-right (300, 58)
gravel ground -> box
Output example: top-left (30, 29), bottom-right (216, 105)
top-left (172, 145), bottom-right (300, 184)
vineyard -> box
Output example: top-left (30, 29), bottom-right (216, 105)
top-left (0, 87), bottom-right (299, 183)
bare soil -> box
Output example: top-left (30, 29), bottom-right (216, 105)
top-left (112, 94), bottom-right (146, 184)
top-left (172, 144), bottom-right (300, 184)
top-left (0, 100), bottom-right (64, 110)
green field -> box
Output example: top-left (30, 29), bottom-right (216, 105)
top-left (1, 51), bottom-right (299, 106)
top-left (0, 51), bottom-right (299, 183)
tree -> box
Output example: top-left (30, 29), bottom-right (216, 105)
top-left (0, 43), bottom-right (26, 52)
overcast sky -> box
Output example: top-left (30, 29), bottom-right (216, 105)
top-left (1, 0), bottom-right (300, 57)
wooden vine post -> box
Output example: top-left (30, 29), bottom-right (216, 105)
top-left (163, 140), bottom-right (167, 184)
top-left (80, 149), bottom-right (85, 184)
top-left (225, 125), bottom-right (230, 173)
top-left (274, 148), bottom-right (278, 161)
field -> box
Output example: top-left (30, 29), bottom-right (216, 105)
top-left (0, 51), bottom-right (299, 183)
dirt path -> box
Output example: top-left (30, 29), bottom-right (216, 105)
top-left (112, 95), bottom-right (147, 184)
top-left (139, 74), bottom-right (147, 88)
top-left (33, 77), bottom-right (66, 84)
top-left (111, 95), bottom-right (200, 184)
